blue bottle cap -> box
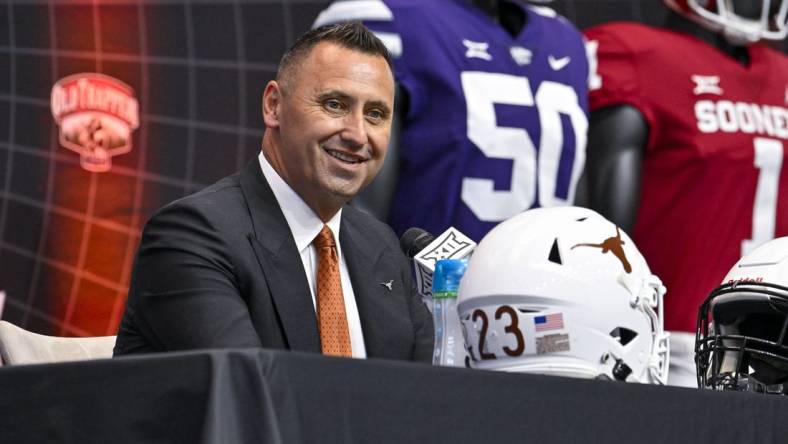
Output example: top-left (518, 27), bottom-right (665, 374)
top-left (432, 259), bottom-right (468, 299)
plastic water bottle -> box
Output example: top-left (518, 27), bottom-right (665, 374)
top-left (432, 259), bottom-right (468, 367)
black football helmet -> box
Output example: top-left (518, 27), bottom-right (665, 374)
top-left (696, 237), bottom-right (788, 394)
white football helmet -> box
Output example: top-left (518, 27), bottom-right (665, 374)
top-left (458, 207), bottom-right (669, 384)
top-left (696, 237), bottom-right (788, 394)
top-left (663, 0), bottom-right (788, 44)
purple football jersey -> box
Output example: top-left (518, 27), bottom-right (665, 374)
top-left (315, 0), bottom-right (589, 241)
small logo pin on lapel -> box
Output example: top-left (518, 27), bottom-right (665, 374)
top-left (380, 280), bottom-right (394, 291)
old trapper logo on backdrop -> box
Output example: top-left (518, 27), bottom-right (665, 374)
top-left (51, 73), bottom-right (139, 173)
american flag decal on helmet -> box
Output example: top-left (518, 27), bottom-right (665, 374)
top-left (534, 313), bottom-right (564, 332)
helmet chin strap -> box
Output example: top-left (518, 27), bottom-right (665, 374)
top-left (649, 333), bottom-right (671, 385)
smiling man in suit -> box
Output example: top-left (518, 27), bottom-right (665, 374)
top-left (114, 22), bottom-right (434, 362)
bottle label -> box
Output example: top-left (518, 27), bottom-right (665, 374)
top-left (433, 290), bottom-right (458, 300)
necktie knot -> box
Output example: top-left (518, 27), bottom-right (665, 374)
top-left (314, 225), bottom-right (336, 250)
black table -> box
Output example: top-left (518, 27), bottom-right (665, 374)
top-left (0, 348), bottom-right (785, 443)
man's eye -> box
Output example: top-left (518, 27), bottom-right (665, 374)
top-left (367, 109), bottom-right (384, 121)
top-left (324, 99), bottom-right (343, 111)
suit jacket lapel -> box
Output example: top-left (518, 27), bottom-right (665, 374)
top-left (340, 213), bottom-right (393, 358)
top-left (239, 159), bottom-right (321, 352)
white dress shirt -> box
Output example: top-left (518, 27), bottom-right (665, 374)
top-left (258, 151), bottom-right (366, 358)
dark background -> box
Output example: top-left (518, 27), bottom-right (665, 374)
top-left (0, 0), bottom-right (784, 336)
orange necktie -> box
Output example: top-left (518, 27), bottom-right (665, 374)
top-left (314, 225), bottom-right (352, 357)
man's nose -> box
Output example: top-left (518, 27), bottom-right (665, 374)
top-left (340, 111), bottom-right (368, 149)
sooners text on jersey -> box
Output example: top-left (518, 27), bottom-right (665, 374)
top-left (585, 22), bottom-right (788, 332)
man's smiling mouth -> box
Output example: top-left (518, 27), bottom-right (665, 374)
top-left (325, 148), bottom-right (366, 164)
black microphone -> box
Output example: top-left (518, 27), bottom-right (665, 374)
top-left (400, 227), bottom-right (435, 259)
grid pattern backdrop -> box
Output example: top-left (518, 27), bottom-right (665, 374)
top-left (0, 0), bottom-right (784, 337)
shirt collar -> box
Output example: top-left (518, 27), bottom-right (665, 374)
top-left (258, 151), bottom-right (342, 252)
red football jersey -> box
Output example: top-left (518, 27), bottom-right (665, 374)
top-left (585, 22), bottom-right (788, 332)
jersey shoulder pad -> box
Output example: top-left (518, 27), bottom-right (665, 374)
top-left (525, 4), bottom-right (584, 47)
top-left (753, 44), bottom-right (788, 72)
top-left (527, 4), bottom-right (557, 18)
top-left (585, 22), bottom-right (673, 56)
top-left (313, 0), bottom-right (394, 27)
top-left (312, 0), bottom-right (404, 58)
top-left (527, 4), bottom-right (577, 30)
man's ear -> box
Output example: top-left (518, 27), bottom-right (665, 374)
top-left (262, 80), bottom-right (282, 128)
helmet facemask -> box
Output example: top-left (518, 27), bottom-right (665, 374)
top-left (664, 0), bottom-right (788, 44)
top-left (696, 283), bottom-right (788, 394)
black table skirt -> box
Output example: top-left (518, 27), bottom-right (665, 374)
top-left (1, 348), bottom-right (785, 443)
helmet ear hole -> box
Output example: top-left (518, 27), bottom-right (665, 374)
top-left (548, 239), bottom-right (562, 265)
top-left (610, 327), bottom-right (638, 345)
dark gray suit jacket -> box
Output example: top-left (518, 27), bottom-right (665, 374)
top-left (114, 159), bottom-right (434, 362)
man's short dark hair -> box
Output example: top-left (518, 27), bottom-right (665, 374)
top-left (276, 22), bottom-right (393, 91)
